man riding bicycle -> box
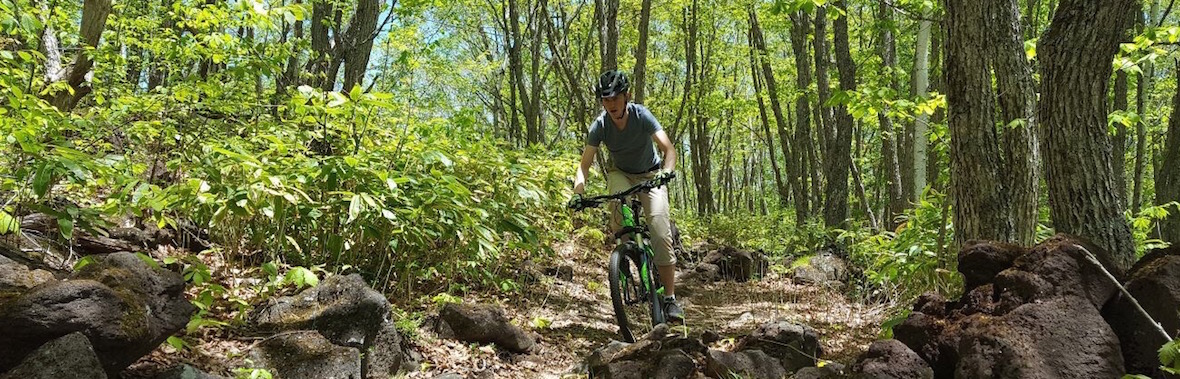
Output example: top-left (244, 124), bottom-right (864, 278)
top-left (569, 70), bottom-right (683, 322)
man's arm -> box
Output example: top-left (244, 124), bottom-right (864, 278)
top-left (653, 130), bottom-right (677, 172)
top-left (573, 145), bottom-right (597, 195)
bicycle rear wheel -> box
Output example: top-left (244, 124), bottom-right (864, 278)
top-left (608, 244), bottom-right (658, 342)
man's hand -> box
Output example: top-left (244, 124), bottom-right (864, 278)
top-left (654, 169), bottom-right (676, 184)
top-left (567, 194), bottom-right (584, 210)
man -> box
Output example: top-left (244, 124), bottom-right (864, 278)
top-left (569, 70), bottom-right (683, 321)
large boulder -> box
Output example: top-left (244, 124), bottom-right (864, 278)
top-left (735, 320), bottom-right (822, 372)
top-left (890, 235), bottom-right (1127, 378)
top-left (0, 252), bottom-right (194, 375)
top-left (704, 349), bottom-right (786, 379)
top-left (1104, 245), bottom-right (1180, 378)
top-left (1, 332), bottom-right (106, 379)
top-left (252, 274), bottom-right (391, 347)
top-left (437, 302), bottom-right (535, 353)
top-left (248, 331), bottom-right (362, 379)
top-left (851, 339), bottom-right (932, 379)
top-left (683, 244), bottom-right (768, 283)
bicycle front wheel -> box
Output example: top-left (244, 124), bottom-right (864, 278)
top-left (608, 244), bottom-right (657, 342)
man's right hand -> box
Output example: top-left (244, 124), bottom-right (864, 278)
top-left (567, 194), bottom-right (583, 210)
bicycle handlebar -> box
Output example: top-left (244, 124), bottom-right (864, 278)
top-left (570, 172), bottom-right (676, 211)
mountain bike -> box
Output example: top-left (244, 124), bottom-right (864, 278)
top-left (570, 173), bottom-right (674, 343)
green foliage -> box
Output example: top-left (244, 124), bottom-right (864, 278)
top-left (1129, 202), bottom-right (1178, 256)
top-left (844, 190), bottom-right (961, 302)
top-left (1161, 338), bottom-right (1180, 374)
top-left (233, 365), bottom-right (274, 379)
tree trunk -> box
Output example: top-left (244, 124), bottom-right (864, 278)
top-left (527, 0), bottom-right (546, 144)
top-left (750, 6), bottom-right (806, 224)
top-left (989, 0), bottom-right (1040, 245)
top-left (42, 0), bottom-right (112, 111)
top-left (789, 10), bottom-right (816, 220)
top-left (1038, 0), bottom-right (1137, 273)
top-left (946, 0), bottom-right (1015, 244)
top-left (876, 0), bottom-right (905, 229)
top-left (633, 0), bottom-right (652, 103)
top-left (823, 0), bottom-right (856, 229)
top-left (599, 0), bottom-right (619, 70)
top-left (341, 0), bottom-right (380, 91)
top-left (912, 15), bottom-right (932, 199)
top-left (1158, 61), bottom-right (1180, 244)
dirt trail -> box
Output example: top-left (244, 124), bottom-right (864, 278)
top-left (407, 240), bottom-right (889, 378)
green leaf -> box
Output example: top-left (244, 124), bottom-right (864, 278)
top-left (0, 210), bottom-right (18, 235)
top-left (32, 163), bottom-right (53, 198)
top-left (57, 217), bottom-right (74, 240)
top-left (348, 194), bottom-right (363, 223)
top-left (166, 336), bottom-right (186, 350)
top-left (284, 266), bottom-right (319, 289)
top-left (74, 256), bottom-right (96, 271)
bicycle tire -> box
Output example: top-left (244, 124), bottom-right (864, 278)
top-left (608, 247), bottom-right (636, 342)
top-left (610, 242), bottom-right (667, 342)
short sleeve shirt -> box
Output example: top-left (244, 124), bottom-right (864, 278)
top-left (586, 103), bottom-right (663, 174)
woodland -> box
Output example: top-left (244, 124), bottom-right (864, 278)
top-left (1, 0), bottom-right (1180, 377)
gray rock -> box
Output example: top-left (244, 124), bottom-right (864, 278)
top-left (736, 320), bottom-right (822, 372)
top-left (654, 351), bottom-right (698, 379)
top-left (704, 349), bottom-right (786, 379)
top-left (792, 363), bottom-right (846, 379)
top-left (438, 302), bottom-right (535, 353)
top-left (851, 339), bottom-right (931, 379)
top-left (363, 321), bottom-right (419, 378)
top-left (0, 252), bottom-right (194, 375)
top-left (791, 251), bottom-right (850, 286)
top-left (153, 363), bottom-right (226, 379)
top-left (0, 259), bottom-right (55, 293)
top-left (1, 332), bottom-right (106, 379)
top-left (252, 274), bottom-right (391, 348)
top-left (248, 331), bottom-right (362, 379)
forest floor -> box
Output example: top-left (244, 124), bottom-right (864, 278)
top-left (123, 237), bottom-right (889, 378)
top-left (399, 239), bottom-right (890, 378)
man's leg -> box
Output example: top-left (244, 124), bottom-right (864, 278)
top-left (638, 178), bottom-right (682, 320)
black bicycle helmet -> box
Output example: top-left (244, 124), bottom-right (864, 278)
top-left (596, 70), bottom-right (630, 98)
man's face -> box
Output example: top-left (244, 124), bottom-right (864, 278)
top-left (601, 93), bottom-right (628, 120)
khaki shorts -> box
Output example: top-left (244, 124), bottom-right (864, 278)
top-left (606, 167), bottom-right (676, 267)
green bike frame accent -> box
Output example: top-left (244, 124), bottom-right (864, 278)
top-left (620, 203), bottom-right (655, 293)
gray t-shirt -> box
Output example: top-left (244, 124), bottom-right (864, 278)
top-left (587, 103), bottom-right (664, 174)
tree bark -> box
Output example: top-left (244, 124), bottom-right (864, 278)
top-left (42, 0), bottom-right (112, 111)
top-left (989, 0), bottom-right (1040, 245)
top-left (1158, 61), bottom-right (1180, 244)
top-left (789, 10), bottom-right (816, 220)
top-left (633, 0), bottom-right (653, 103)
top-left (341, 0), bottom-right (380, 91)
top-left (824, 0), bottom-right (856, 229)
top-left (599, 0), bottom-right (619, 70)
top-left (1038, 0), bottom-right (1137, 273)
top-left (946, 0), bottom-right (1015, 244)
